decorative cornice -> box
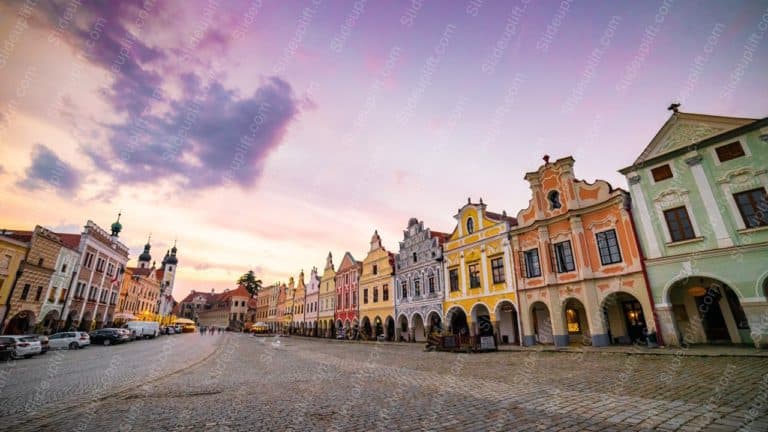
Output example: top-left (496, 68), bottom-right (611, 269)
top-left (628, 175), bottom-right (641, 185)
top-left (684, 155), bottom-right (703, 166)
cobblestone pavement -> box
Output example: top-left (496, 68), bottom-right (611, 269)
top-left (2, 334), bottom-right (767, 431)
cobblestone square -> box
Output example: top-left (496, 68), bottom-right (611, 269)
top-left (1, 334), bottom-right (766, 431)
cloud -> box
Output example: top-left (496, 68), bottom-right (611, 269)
top-left (85, 75), bottom-right (301, 190)
top-left (17, 144), bottom-right (81, 192)
top-left (28, 0), bottom-right (304, 191)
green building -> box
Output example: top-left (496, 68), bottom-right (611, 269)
top-left (621, 111), bottom-right (768, 348)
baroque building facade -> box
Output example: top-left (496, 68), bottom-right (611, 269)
top-left (0, 232), bottom-right (28, 330)
top-left (304, 266), bottom-right (320, 336)
top-left (513, 156), bottom-right (654, 347)
top-left (63, 217), bottom-right (130, 330)
top-left (318, 253), bottom-right (336, 338)
top-left (358, 231), bottom-right (395, 341)
top-left (292, 272), bottom-right (306, 334)
top-left (334, 252), bottom-right (361, 338)
top-left (442, 199), bottom-right (517, 346)
top-left (394, 218), bottom-right (448, 343)
top-left (621, 112), bottom-right (768, 347)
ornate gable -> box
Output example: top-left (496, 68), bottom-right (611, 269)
top-left (633, 112), bottom-right (755, 164)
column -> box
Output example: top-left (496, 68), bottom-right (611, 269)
top-left (549, 288), bottom-right (570, 347)
top-left (502, 239), bottom-right (514, 292)
top-left (569, 216), bottom-right (593, 279)
top-left (459, 252), bottom-right (467, 296)
top-left (686, 155), bottom-right (733, 248)
top-left (480, 245), bottom-right (489, 295)
top-left (742, 300), bottom-right (768, 348)
top-left (627, 174), bottom-right (662, 258)
top-left (492, 320), bottom-right (501, 346)
top-left (655, 304), bottom-right (679, 346)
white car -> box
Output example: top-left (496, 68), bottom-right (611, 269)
top-left (5, 335), bottom-right (42, 359)
top-left (122, 321), bottom-right (160, 339)
top-left (48, 331), bottom-right (90, 350)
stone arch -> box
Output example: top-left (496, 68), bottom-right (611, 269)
top-left (426, 310), bottom-right (442, 334)
top-left (445, 305), bottom-right (469, 336)
top-left (470, 303), bottom-right (493, 337)
top-left (397, 313), bottom-right (409, 342)
top-left (384, 315), bottom-right (395, 341)
top-left (666, 276), bottom-right (751, 345)
top-left (757, 271), bottom-right (768, 299)
top-left (361, 316), bottom-right (372, 340)
top-left (4, 310), bottom-right (35, 334)
top-left (494, 300), bottom-right (519, 345)
top-left (41, 309), bottom-right (60, 333)
top-left (662, 272), bottom-right (741, 305)
top-left (411, 312), bottom-right (426, 342)
top-left (562, 297), bottom-right (590, 345)
top-left (373, 315), bottom-right (383, 339)
top-left (600, 291), bottom-right (649, 345)
top-left (530, 301), bottom-right (553, 344)
top-left (79, 311), bottom-right (93, 331)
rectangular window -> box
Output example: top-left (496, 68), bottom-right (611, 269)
top-left (372, 264), bottom-right (378, 275)
top-left (34, 286), bottom-right (43, 302)
top-left (554, 241), bottom-right (576, 273)
top-left (383, 284), bottom-right (389, 301)
top-left (491, 257), bottom-right (505, 284)
top-left (468, 263), bottom-right (481, 288)
top-left (449, 269), bottom-right (459, 292)
top-left (59, 288), bottom-right (67, 303)
top-left (20, 283), bottom-right (30, 300)
top-left (715, 141), bottom-right (745, 162)
top-left (48, 288), bottom-right (56, 302)
top-left (428, 275), bottom-right (435, 294)
top-left (352, 292), bottom-right (357, 306)
top-left (401, 281), bottom-right (408, 298)
top-left (363, 288), bottom-right (368, 304)
top-left (84, 252), bottom-right (94, 269)
top-left (651, 164), bottom-right (673, 182)
top-left (595, 229), bottom-right (624, 264)
top-left (373, 287), bottom-right (378, 302)
top-left (523, 249), bottom-right (541, 278)
top-left (61, 264), bottom-right (68, 273)
top-left (734, 188), bottom-right (768, 228)
top-left (663, 207), bottom-right (696, 242)
top-left (338, 293), bottom-right (342, 307)
top-left (414, 279), bottom-right (421, 297)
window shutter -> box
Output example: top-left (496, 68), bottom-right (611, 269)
top-left (549, 242), bottom-right (557, 274)
top-left (518, 251), bottom-right (527, 279)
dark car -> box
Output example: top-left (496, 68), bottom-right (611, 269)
top-left (0, 337), bottom-right (15, 361)
top-left (89, 328), bottom-right (129, 346)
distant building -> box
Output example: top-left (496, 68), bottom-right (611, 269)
top-left (334, 252), bottom-right (361, 338)
top-left (359, 231), bottom-right (395, 341)
top-left (303, 267), bottom-right (320, 336)
top-left (196, 285), bottom-right (251, 329)
top-left (394, 218), bottom-right (448, 343)
top-left (0, 232), bottom-right (30, 331)
top-left (116, 266), bottom-right (162, 318)
top-left (318, 253), bottom-right (336, 337)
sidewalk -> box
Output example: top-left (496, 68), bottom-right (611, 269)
top-left (282, 334), bottom-right (768, 357)
top-left (496, 343), bottom-right (768, 357)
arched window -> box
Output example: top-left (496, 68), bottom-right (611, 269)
top-left (466, 217), bottom-right (474, 234)
top-left (548, 190), bottom-right (562, 209)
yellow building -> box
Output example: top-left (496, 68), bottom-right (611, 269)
top-left (442, 199), bottom-right (520, 346)
top-left (292, 270), bottom-right (306, 334)
top-left (283, 276), bottom-right (295, 332)
top-left (318, 253), bottom-right (336, 338)
top-left (358, 231), bottom-right (395, 341)
top-left (0, 233), bottom-right (29, 331)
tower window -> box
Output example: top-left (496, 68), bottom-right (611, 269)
top-left (548, 190), bottom-right (562, 209)
top-left (466, 217), bottom-right (474, 234)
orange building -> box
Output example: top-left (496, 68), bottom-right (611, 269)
top-left (512, 156), bottom-right (655, 347)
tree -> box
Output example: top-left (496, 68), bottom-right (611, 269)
top-left (237, 270), bottom-right (262, 298)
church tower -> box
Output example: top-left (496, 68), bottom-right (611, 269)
top-left (159, 241), bottom-right (179, 315)
top-left (138, 236), bottom-right (152, 269)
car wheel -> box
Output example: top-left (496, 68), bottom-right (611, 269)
top-left (69, 342), bottom-right (79, 350)
top-left (103, 339), bottom-right (111, 346)
top-left (24, 354), bottom-right (33, 359)
top-left (11, 350), bottom-right (22, 360)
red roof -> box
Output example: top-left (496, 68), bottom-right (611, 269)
top-left (127, 267), bottom-right (153, 276)
top-left (430, 231), bottom-right (450, 244)
top-left (155, 269), bottom-right (165, 280)
top-left (5, 231), bottom-right (33, 243)
top-left (58, 233), bottom-right (82, 251)
top-left (218, 284), bottom-right (251, 301)
top-left (486, 211), bottom-right (518, 226)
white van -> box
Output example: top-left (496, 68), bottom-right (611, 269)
top-left (123, 321), bottom-right (160, 339)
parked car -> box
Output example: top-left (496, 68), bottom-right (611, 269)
top-left (33, 335), bottom-right (49, 354)
top-left (122, 321), bottom-right (160, 339)
top-left (3, 335), bottom-right (42, 359)
top-left (47, 332), bottom-right (90, 350)
top-left (0, 337), bottom-right (15, 361)
top-left (119, 328), bottom-right (137, 341)
top-left (89, 328), bottom-right (129, 346)
top-left (165, 326), bottom-right (176, 335)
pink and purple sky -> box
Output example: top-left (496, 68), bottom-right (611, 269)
top-left (1, 0), bottom-right (766, 300)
